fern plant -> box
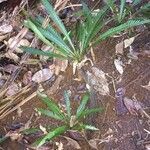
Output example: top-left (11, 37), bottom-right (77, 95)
top-left (32, 91), bottom-right (103, 148)
top-left (21, 0), bottom-right (150, 67)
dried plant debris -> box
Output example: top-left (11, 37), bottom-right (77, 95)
top-left (5, 82), bottom-right (21, 97)
top-left (62, 136), bottom-right (81, 149)
top-left (86, 67), bottom-right (109, 95)
top-left (7, 37), bottom-right (30, 53)
top-left (114, 57), bottom-right (124, 75)
top-left (123, 97), bottom-right (143, 115)
top-left (32, 68), bottom-right (54, 83)
top-left (115, 87), bottom-right (128, 116)
top-left (22, 71), bottom-right (32, 86)
top-left (0, 24), bottom-right (13, 34)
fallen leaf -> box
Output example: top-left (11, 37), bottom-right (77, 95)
top-left (114, 58), bottom-right (124, 74)
top-left (86, 67), bottom-right (109, 95)
top-left (141, 81), bottom-right (150, 91)
top-left (124, 36), bottom-right (135, 48)
top-left (22, 71), bottom-right (32, 85)
top-left (127, 46), bottom-right (139, 60)
top-left (115, 41), bottom-right (124, 54)
top-left (7, 37), bottom-right (30, 53)
top-left (63, 136), bottom-right (81, 149)
top-left (115, 88), bottom-right (128, 115)
top-left (123, 97), bottom-right (143, 115)
top-left (5, 51), bottom-right (19, 62)
top-left (4, 64), bottom-right (19, 74)
top-left (0, 24), bottom-right (13, 34)
top-left (32, 68), bottom-right (54, 83)
top-left (6, 82), bottom-right (20, 96)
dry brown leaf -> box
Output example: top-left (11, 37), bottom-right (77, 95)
top-left (115, 41), bottom-right (124, 54)
top-left (6, 82), bottom-right (20, 97)
top-left (22, 71), bottom-right (32, 85)
top-left (114, 58), bottom-right (124, 74)
top-left (124, 36), bottom-right (135, 48)
top-left (5, 51), bottom-right (19, 62)
top-left (0, 24), bottom-right (13, 34)
top-left (123, 97), bottom-right (143, 115)
top-left (86, 67), bottom-right (109, 95)
top-left (32, 68), bottom-right (54, 83)
top-left (63, 136), bottom-right (81, 149)
top-left (4, 64), bottom-right (19, 74)
top-left (7, 37), bottom-right (30, 53)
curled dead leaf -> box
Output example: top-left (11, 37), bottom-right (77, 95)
top-left (123, 97), bottom-right (143, 115)
top-left (4, 64), bottom-right (19, 74)
top-left (32, 68), bottom-right (54, 83)
top-left (22, 71), bottom-right (32, 85)
top-left (124, 36), bottom-right (135, 48)
top-left (114, 58), bottom-right (124, 75)
top-left (6, 82), bottom-right (20, 96)
top-left (86, 67), bottom-right (109, 95)
top-left (0, 24), bottom-right (13, 34)
top-left (5, 51), bottom-right (19, 62)
top-left (63, 136), bottom-right (81, 149)
top-left (115, 41), bottom-right (124, 54)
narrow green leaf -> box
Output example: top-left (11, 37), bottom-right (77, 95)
top-left (37, 108), bottom-right (64, 120)
top-left (32, 125), bottom-right (67, 147)
top-left (119, 0), bottom-right (126, 22)
top-left (76, 93), bottom-right (89, 118)
top-left (21, 46), bottom-right (66, 59)
top-left (41, 0), bottom-right (75, 50)
top-left (95, 19), bottom-right (150, 43)
top-left (64, 91), bottom-right (71, 118)
top-left (37, 92), bottom-right (65, 120)
top-left (21, 128), bottom-right (40, 135)
top-left (24, 19), bottom-right (52, 47)
top-left (79, 107), bottom-right (104, 119)
top-left (37, 27), bottom-right (74, 56)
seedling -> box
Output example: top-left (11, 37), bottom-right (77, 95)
top-left (33, 91), bottom-right (103, 147)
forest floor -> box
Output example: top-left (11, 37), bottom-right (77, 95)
top-left (0, 0), bottom-right (150, 150)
